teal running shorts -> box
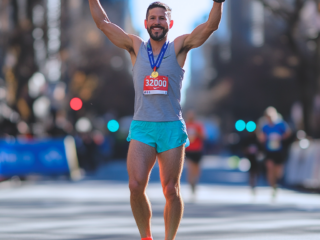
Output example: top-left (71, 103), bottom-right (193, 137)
top-left (127, 120), bottom-right (189, 153)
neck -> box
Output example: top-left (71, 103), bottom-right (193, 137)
top-left (149, 37), bottom-right (168, 55)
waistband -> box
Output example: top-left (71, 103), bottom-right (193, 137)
top-left (131, 119), bottom-right (186, 128)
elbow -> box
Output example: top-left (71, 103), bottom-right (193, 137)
top-left (96, 19), bottom-right (110, 31)
top-left (205, 22), bottom-right (219, 33)
top-left (211, 24), bottom-right (219, 32)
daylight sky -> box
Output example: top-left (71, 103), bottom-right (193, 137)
top-left (128, 0), bottom-right (214, 104)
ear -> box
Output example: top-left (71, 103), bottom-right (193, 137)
top-left (169, 20), bottom-right (174, 29)
top-left (144, 19), bottom-right (147, 29)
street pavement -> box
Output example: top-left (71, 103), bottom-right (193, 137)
top-left (0, 157), bottom-right (320, 240)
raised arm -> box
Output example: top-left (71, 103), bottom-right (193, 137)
top-left (88, 0), bottom-right (141, 54)
top-left (176, 1), bottom-right (223, 53)
top-left (174, 1), bottom-right (224, 67)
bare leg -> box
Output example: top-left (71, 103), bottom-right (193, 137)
top-left (127, 140), bottom-right (157, 239)
top-left (158, 145), bottom-right (185, 240)
top-left (266, 159), bottom-right (279, 199)
top-left (275, 164), bottom-right (284, 181)
top-left (266, 159), bottom-right (276, 188)
top-left (187, 160), bottom-right (200, 194)
top-left (249, 170), bottom-right (257, 190)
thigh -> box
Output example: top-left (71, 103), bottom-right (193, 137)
top-left (265, 158), bottom-right (275, 170)
top-left (127, 140), bottom-right (157, 185)
top-left (157, 145), bottom-right (185, 186)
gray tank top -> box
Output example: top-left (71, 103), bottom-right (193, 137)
top-left (132, 41), bottom-right (185, 122)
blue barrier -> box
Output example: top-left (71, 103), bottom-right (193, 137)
top-left (0, 136), bottom-right (81, 180)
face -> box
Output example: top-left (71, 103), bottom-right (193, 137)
top-left (266, 115), bottom-right (273, 124)
top-left (145, 7), bottom-right (173, 41)
top-left (186, 110), bottom-right (195, 122)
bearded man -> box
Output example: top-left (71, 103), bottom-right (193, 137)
top-left (88, 1), bottom-right (225, 239)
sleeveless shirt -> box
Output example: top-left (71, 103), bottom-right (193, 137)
top-left (132, 41), bottom-right (185, 122)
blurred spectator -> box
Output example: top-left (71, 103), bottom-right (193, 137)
top-left (75, 132), bottom-right (98, 173)
top-left (241, 130), bottom-right (262, 195)
top-left (17, 121), bottom-right (33, 140)
top-left (185, 110), bottom-right (206, 197)
top-left (47, 110), bottom-right (73, 138)
top-left (202, 118), bottom-right (220, 154)
top-left (75, 129), bottom-right (114, 174)
top-left (259, 107), bottom-right (291, 199)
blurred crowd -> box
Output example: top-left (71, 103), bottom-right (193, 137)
top-left (0, 104), bottom-right (117, 173)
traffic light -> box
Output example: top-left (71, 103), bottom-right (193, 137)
top-left (246, 121), bottom-right (257, 132)
top-left (235, 120), bottom-right (257, 132)
top-left (107, 120), bottom-right (120, 132)
top-left (235, 120), bottom-right (246, 132)
top-left (70, 98), bottom-right (83, 111)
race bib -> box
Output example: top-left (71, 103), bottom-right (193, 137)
top-left (143, 76), bottom-right (168, 95)
top-left (267, 133), bottom-right (282, 151)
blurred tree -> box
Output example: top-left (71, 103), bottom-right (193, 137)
top-left (258, 0), bottom-right (320, 135)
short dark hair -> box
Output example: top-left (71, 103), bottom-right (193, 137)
top-left (146, 2), bottom-right (172, 20)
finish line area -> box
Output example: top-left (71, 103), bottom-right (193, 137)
top-left (0, 181), bottom-right (319, 240)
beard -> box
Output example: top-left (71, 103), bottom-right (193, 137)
top-left (147, 25), bottom-right (169, 41)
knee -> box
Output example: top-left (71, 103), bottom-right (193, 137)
top-left (163, 182), bottom-right (180, 200)
top-left (266, 160), bottom-right (274, 169)
top-left (129, 180), bottom-right (145, 196)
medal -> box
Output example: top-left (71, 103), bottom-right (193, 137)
top-left (151, 67), bottom-right (159, 78)
top-left (147, 40), bottom-right (169, 78)
top-left (151, 71), bottom-right (159, 78)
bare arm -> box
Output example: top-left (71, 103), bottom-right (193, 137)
top-left (258, 132), bottom-right (267, 143)
top-left (176, 2), bottom-right (223, 53)
top-left (198, 125), bottom-right (206, 140)
top-left (174, 2), bottom-right (223, 67)
top-left (88, 0), bottom-right (141, 54)
top-left (282, 125), bottom-right (292, 140)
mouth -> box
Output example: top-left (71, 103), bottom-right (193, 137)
top-left (151, 27), bottom-right (164, 31)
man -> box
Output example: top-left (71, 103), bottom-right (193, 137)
top-left (259, 107), bottom-right (291, 199)
top-left (88, 1), bottom-right (225, 239)
top-left (185, 110), bottom-right (205, 197)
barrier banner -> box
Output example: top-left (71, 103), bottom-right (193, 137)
top-left (285, 140), bottom-right (320, 188)
top-left (0, 136), bottom-right (81, 180)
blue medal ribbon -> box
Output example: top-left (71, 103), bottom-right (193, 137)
top-left (147, 39), bottom-right (169, 72)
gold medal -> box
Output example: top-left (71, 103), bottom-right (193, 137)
top-left (151, 71), bottom-right (159, 78)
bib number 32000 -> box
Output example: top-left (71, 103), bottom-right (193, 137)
top-left (143, 76), bottom-right (169, 95)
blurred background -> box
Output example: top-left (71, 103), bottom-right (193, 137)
top-left (0, 0), bottom-right (320, 191)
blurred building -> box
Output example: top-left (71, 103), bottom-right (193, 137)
top-left (184, 0), bottom-right (320, 136)
top-left (61, 0), bottom-right (136, 122)
top-left (0, 0), bottom-right (136, 138)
